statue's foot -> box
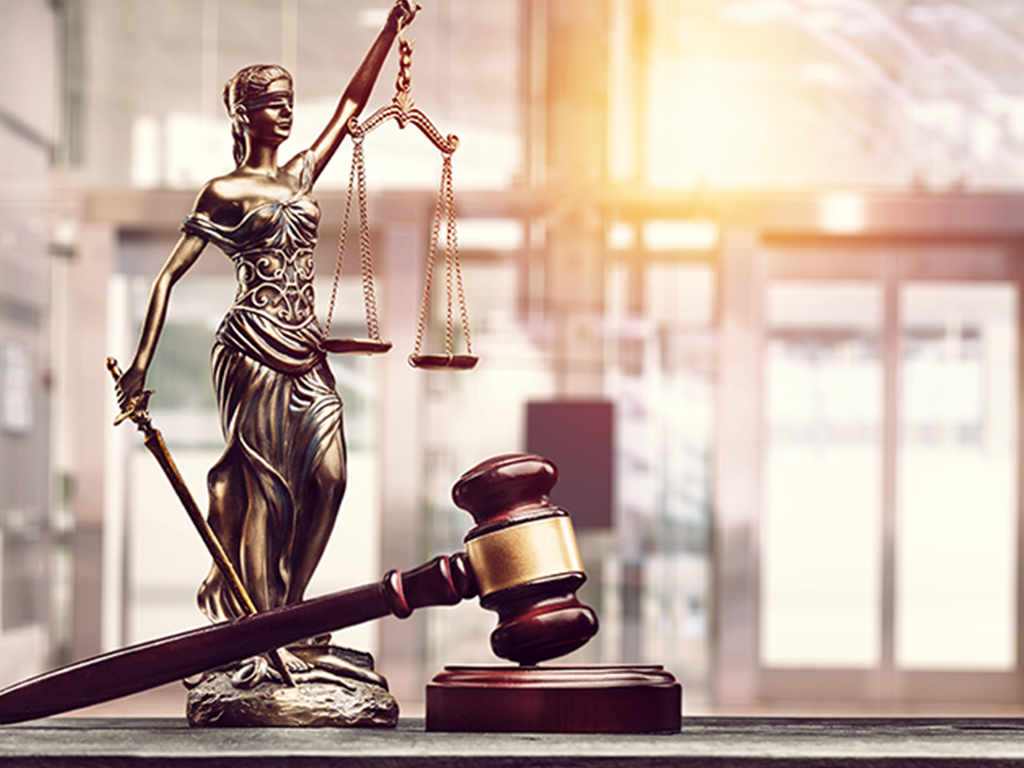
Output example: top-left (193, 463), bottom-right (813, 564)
top-left (276, 646), bottom-right (314, 673)
top-left (288, 645), bottom-right (389, 691)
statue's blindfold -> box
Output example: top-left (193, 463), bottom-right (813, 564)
top-left (241, 90), bottom-right (294, 112)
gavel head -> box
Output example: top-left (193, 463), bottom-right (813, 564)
top-left (452, 453), bottom-right (599, 665)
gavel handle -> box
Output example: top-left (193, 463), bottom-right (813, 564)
top-left (0, 554), bottom-right (477, 725)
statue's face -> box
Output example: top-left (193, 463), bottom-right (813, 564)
top-left (244, 78), bottom-right (294, 143)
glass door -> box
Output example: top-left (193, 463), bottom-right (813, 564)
top-left (759, 243), bottom-right (1021, 706)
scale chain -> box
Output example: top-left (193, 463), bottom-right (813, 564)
top-left (411, 151), bottom-right (472, 362)
top-left (444, 158), bottom-right (454, 357)
top-left (324, 135), bottom-right (382, 346)
top-left (445, 153), bottom-right (472, 356)
top-left (356, 139), bottom-right (382, 341)
top-left (411, 152), bottom-right (447, 360)
top-left (324, 138), bottom-right (360, 341)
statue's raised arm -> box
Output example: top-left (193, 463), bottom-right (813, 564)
top-left (305, 0), bottom-right (419, 183)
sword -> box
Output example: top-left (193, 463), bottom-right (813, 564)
top-left (105, 357), bottom-right (296, 687)
top-left (0, 553), bottom-right (475, 724)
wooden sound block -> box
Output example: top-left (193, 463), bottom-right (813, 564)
top-left (425, 664), bottom-right (681, 733)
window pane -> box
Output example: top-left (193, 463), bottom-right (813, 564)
top-left (897, 283), bottom-right (1018, 670)
top-left (762, 281), bottom-right (882, 668)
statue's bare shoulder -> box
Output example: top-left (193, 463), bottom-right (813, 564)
top-left (192, 175), bottom-right (251, 228)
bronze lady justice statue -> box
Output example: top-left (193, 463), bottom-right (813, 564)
top-left (115, 0), bottom-right (419, 720)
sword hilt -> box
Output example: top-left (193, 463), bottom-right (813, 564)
top-left (106, 357), bottom-right (156, 429)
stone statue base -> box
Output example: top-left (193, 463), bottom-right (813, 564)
top-left (185, 644), bottom-right (398, 728)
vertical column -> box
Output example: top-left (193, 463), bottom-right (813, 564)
top-left (1016, 248), bottom-right (1024, 701)
top-left (712, 227), bottom-right (764, 706)
top-left (542, 0), bottom-right (610, 397)
top-left (375, 193), bottom-right (429, 704)
top-left (68, 221), bottom-right (116, 661)
top-left (544, 0), bottom-right (609, 189)
top-left (541, 0), bottom-right (615, 665)
top-left (0, 0), bottom-right (60, 682)
top-left (880, 251), bottom-right (899, 698)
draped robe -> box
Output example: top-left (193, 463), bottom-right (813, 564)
top-left (181, 152), bottom-right (345, 620)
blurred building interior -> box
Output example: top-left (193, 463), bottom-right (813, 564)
top-left (4, 0), bottom-right (1024, 715)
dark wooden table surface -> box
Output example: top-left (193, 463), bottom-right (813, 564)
top-left (2, 716), bottom-right (1024, 766)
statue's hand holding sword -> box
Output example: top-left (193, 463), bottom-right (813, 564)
top-left (106, 357), bottom-right (296, 687)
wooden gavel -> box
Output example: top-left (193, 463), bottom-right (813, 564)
top-left (0, 454), bottom-right (598, 724)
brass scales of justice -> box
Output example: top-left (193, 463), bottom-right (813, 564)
top-left (322, 33), bottom-right (477, 371)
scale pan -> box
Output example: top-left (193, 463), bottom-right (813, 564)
top-left (408, 354), bottom-right (479, 371)
top-left (323, 338), bottom-right (393, 355)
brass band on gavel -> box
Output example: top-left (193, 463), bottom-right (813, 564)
top-left (452, 454), bottom-right (598, 665)
top-left (466, 515), bottom-right (584, 597)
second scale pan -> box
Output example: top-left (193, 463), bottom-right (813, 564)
top-left (408, 354), bottom-right (478, 370)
